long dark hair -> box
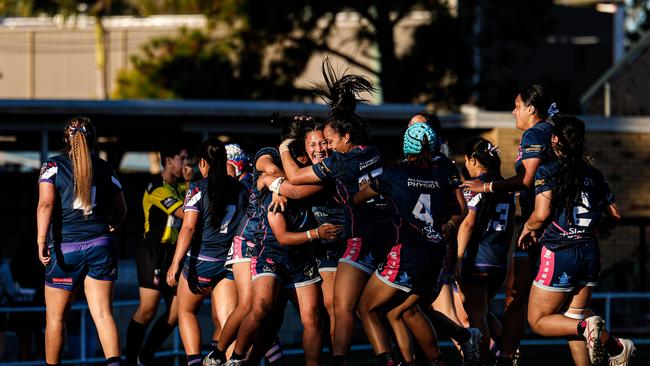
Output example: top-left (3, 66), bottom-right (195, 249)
top-left (518, 84), bottom-right (554, 120)
top-left (550, 115), bottom-right (588, 222)
top-left (464, 138), bottom-right (504, 231)
top-left (197, 138), bottom-right (232, 227)
top-left (269, 112), bottom-right (317, 164)
top-left (317, 58), bottom-right (375, 145)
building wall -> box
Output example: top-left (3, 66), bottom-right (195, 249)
top-left (583, 43), bottom-right (650, 116)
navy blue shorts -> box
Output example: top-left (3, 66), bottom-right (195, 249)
top-left (251, 250), bottom-right (320, 289)
top-left (45, 236), bottom-right (117, 291)
top-left (534, 242), bottom-right (601, 292)
top-left (339, 238), bottom-right (380, 274)
top-left (182, 254), bottom-right (233, 291)
top-left (376, 242), bottom-right (446, 293)
top-left (314, 242), bottom-right (346, 273)
top-left (225, 235), bottom-right (259, 269)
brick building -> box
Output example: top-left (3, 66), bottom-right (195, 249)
top-left (581, 33), bottom-right (650, 116)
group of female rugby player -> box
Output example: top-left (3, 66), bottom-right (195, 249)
top-left (37, 61), bottom-right (635, 366)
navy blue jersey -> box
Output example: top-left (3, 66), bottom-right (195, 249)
top-left (536, 160), bottom-right (615, 250)
top-left (183, 178), bottom-right (249, 260)
top-left (312, 146), bottom-right (390, 238)
top-left (236, 147), bottom-right (280, 241)
top-left (255, 190), bottom-right (313, 258)
top-left (39, 154), bottom-right (122, 244)
top-left (432, 152), bottom-right (461, 188)
top-left (514, 120), bottom-right (553, 219)
top-left (463, 174), bottom-right (516, 263)
top-left (370, 162), bottom-right (456, 246)
top-left (311, 185), bottom-right (347, 245)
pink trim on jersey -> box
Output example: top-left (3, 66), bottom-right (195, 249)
top-left (551, 221), bottom-right (569, 234)
top-left (251, 256), bottom-right (259, 277)
top-left (232, 236), bottom-right (244, 259)
top-left (343, 238), bottom-right (363, 262)
top-left (380, 243), bottom-right (403, 283)
top-left (535, 247), bottom-right (555, 287)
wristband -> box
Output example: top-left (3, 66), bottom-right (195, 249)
top-left (489, 182), bottom-right (494, 193)
top-left (269, 177), bottom-right (284, 193)
top-left (306, 229), bottom-right (313, 242)
top-left (483, 183), bottom-right (487, 193)
top-left (315, 227), bottom-right (321, 239)
top-left (447, 220), bottom-right (457, 232)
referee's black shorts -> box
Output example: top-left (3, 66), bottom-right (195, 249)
top-left (136, 239), bottom-right (177, 295)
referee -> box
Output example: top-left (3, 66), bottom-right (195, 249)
top-left (126, 140), bottom-right (188, 366)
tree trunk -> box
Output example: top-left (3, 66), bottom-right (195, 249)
top-left (374, 2), bottom-right (402, 102)
top-left (94, 15), bottom-right (109, 99)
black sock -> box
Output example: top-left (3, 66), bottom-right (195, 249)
top-left (107, 356), bottom-right (122, 366)
top-left (495, 355), bottom-right (514, 366)
top-left (125, 319), bottom-right (148, 365)
top-left (376, 352), bottom-right (393, 366)
top-left (139, 315), bottom-right (176, 364)
top-left (46, 363), bottom-right (61, 366)
top-left (231, 351), bottom-right (246, 360)
top-left (605, 336), bottom-right (624, 356)
top-left (211, 339), bottom-right (218, 348)
top-left (332, 355), bottom-right (348, 366)
top-left (577, 320), bottom-right (587, 338)
top-left (186, 354), bottom-right (202, 365)
top-left (454, 327), bottom-right (471, 344)
top-left (264, 338), bottom-right (286, 365)
top-left (209, 346), bottom-right (227, 363)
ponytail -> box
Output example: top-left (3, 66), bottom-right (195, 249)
top-left (464, 138), bottom-right (504, 231)
top-left (550, 115), bottom-right (588, 223)
top-left (317, 58), bottom-right (375, 145)
top-left (198, 138), bottom-right (229, 227)
top-left (64, 117), bottom-right (96, 216)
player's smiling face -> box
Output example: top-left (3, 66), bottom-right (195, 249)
top-left (305, 130), bottom-right (329, 164)
top-left (324, 124), bottom-right (351, 153)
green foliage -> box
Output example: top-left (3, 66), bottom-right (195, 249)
top-left (114, 1), bottom-right (468, 105)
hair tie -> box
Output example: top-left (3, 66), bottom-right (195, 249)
top-left (547, 102), bottom-right (559, 118)
top-left (69, 126), bottom-right (88, 136)
top-left (485, 142), bottom-right (500, 157)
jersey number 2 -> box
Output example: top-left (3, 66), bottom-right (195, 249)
top-left (220, 205), bottom-right (237, 233)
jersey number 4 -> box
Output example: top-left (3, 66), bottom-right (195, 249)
top-left (412, 194), bottom-right (433, 225)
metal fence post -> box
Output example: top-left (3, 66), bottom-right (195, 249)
top-left (80, 308), bottom-right (87, 364)
top-left (605, 294), bottom-right (611, 327)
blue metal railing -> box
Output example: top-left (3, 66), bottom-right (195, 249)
top-left (1, 292), bottom-right (649, 365)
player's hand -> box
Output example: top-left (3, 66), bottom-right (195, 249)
top-left (317, 223), bottom-right (343, 240)
top-left (166, 262), bottom-right (180, 287)
top-left (38, 243), bottom-right (50, 266)
top-left (279, 138), bottom-right (295, 153)
top-left (460, 179), bottom-right (484, 193)
top-left (269, 193), bottom-right (287, 215)
top-left (518, 226), bottom-right (538, 250)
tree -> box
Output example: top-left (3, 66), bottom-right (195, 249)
top-left (115, 1), bottom-right (470, 106)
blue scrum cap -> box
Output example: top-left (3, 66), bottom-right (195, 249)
top-left (403, 122), bottom-right (436, 156)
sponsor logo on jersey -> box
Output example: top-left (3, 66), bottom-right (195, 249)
top-left (535, 179), bottom-right (545, 187)
top-left (558, 272), bottom-right (571, 287)
top-left (198, 276), bottom-right (211, 283)
top-left (39, 162), bottom-right (58, 180)
top-left (407, 178), bottom-right (440, 190)
top-left (52, 277), bottom-right (73, 284)
top-left (522, 144), bottom-right (543, 154)
top-left (359, 156), bottom-right (380, 171)
top-left (161, 197), bottom-right (179, 209)
top-left (185, 187), bottom-right (202, 207)
top-left (397, 272), bottom-right (411, 287)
